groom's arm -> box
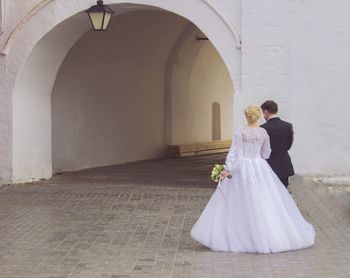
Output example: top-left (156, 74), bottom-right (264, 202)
top-left (287, 123), bottom-right (294, 150)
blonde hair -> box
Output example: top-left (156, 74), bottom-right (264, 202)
top-left (244, 105), bottom-right (262, 124)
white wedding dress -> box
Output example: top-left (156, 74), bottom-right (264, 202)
top-left (190, 127), bottom-right (316, 253)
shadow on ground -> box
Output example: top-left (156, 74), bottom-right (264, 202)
top-left (50, 154), bottom-right (226, 188)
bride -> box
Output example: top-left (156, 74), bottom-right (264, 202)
top-left (190, 105), bottom-right (315, 253)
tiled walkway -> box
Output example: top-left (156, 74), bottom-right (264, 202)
top-left (0, 154), bottom-right (349, 277)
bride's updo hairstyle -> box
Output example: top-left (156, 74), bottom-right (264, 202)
top-left (244, 105), bottom-right (262, 124)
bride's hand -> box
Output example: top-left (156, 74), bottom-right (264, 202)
top-left (220, 170), bottom-right (230, 180)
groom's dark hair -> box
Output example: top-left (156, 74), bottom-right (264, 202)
top-left (261, 100), bottom-right (278, 114)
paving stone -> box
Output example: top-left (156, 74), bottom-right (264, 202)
top-left (0, 154), bottom-right (348, 277)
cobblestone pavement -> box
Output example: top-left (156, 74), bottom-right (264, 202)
top-left (0, 154), bottom-right (349, 278)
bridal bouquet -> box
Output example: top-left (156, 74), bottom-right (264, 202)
top-left (211, 164), bottom-right (231, 182)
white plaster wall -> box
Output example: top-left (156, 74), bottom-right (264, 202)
top-left (0, 0), bottom-right (4, 35)
top-left (187, 41), bottom-right (233, 142)
top-left (241, 0), bottom-right (350, 175)
top-left (11, 14), bottom-right (92, 182)
top-left (172, 41), bottom-right (233, 144)
top-left (0, 0), bottom-right (36, 37)
top-left (207, 0), bottom-right (241, 34)
top-left (52, 11), bottom-right (188, 173)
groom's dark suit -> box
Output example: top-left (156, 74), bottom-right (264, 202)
top-left (261, 117), bottom-right (295, 187)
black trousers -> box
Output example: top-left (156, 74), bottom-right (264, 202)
top-left (279, 177), bottom-right (289, 188)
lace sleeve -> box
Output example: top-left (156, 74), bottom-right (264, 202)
top-left (224, 129), bottom-right (243, 171)
top-left (224, 143), bottom-right (235, 171)
top-left (261, 132), bottom-right (271, 159)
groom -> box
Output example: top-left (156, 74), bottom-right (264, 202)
top-left (260, 100), bottom-right (294, 188)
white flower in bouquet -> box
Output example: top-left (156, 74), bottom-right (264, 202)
top-left (211, 164), bottom-right (224, 182)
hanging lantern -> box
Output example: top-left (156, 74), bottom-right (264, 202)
top-left (86, 1), bottom-right (114, 31)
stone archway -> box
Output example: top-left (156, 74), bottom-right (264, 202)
top-left (0, 0), bottom-right (241, 183)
